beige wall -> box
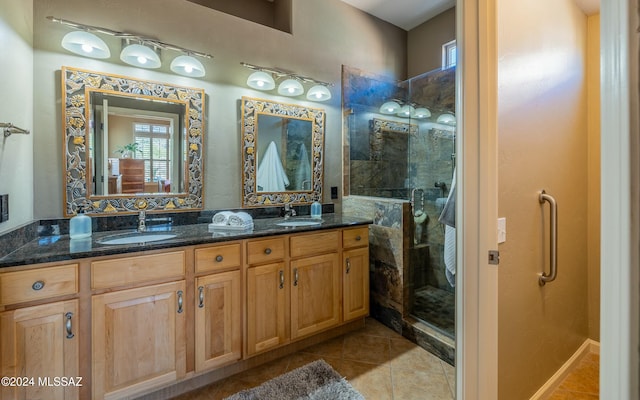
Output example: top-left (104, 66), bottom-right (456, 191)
top-left (407, 7), bottom-right (456, 77)
top-left (31, 0), bottom-right (407, 218)
top-left (586, 13), bottom-right (600, 341)
top-left (496, 0), bottom-right (591, 398)
top-left (0, 1), bottom-right (34, 234)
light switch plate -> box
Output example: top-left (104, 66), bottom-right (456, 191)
top-left (497, 217), bottom-right (506, 243)
top-left (0, 194), bottom-right (8, 223)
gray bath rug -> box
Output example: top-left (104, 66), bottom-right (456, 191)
top-left (223, 359), bottom-right (364, 400)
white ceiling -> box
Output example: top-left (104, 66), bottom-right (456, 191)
top-left (340, 0), bottom-right (455, 31)
top-left (340, 0), bottom-right (600, 31)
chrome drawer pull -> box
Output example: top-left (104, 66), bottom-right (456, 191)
top-left (198, 286), bottom-right (204, 308)
top-left (279, 270), bottom-right (284, 289)
top-left (32, 280), bottom-right (45, 291)
top-left (264, 248), bottom-right (272, 255)
top-left (346, 258), bottom-right (351, 274)
top-left (355, 235), bottom-right (361, 241)
top-left (65, 312), bottom-right (74, 339)
top-left (215, 255), bottom-right (223, 262)
top-left (293, 268), bottom-right (299, 286)
top-left (177, 290), bottom-right (184, 313)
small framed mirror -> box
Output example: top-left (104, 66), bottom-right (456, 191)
top-left (241, 97), bottom-right (325, 207)
top-left (62, 67), bottom-right (205, 216)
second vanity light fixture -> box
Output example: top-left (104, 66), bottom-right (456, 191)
top-left (379, 99), bottom-right (431, 119)
top-left (241, 62), bottom-right (332, 102)
top-left (48, 16), bottom-right (212, 78)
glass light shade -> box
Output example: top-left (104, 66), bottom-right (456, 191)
top-left (170, 55), bottom-right (205, 77)
top-left (414, 107), bottom-right (431, 119)
top-left (397, 105), bottom-right (416, 118)
top-left (246, 71), bottom-right (275, 90)
top-left (306, 85), bottom-right (331, 101)
top-left (61, 31), bottom-right (110, 59)
top-left (379, 101), bottom-right (400, 114)
top-left (120, 43), bottom-right (161, 68)
top-left (437, 113), bottom-right (456, 125)
top-left (277, 79), bottom-right (304, 96)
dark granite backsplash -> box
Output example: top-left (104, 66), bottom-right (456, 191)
top-left (0, 221), bottom-right (39, 259)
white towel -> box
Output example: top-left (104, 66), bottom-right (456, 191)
top-left (438, 168), bottom-right (456, 228)
top-left (257, 141), bottom-right (289, 192)
top-left (228, 211), bottom-right (253, 227)
top-left (211, 211), bottom-right (234, 225)
top-left (295, 143), bottom-right (311, 190)
top-left (444, 225), bottom-right (456, 287)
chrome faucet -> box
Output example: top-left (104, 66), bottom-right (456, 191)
top-left (138, 211), bottom-right (147, 232)
top-left (283, 203), bottom-right (297, 220)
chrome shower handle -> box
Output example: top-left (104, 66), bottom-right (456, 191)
top-left (539, 190), bottom-right (558, 286)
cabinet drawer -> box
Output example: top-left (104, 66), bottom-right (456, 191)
top-left (290, 230), bottom-right (340, 258)
top-left (92, 251), bottom-right (185, 289)
top-left (0, 264), bottom-right (78, 305)
top-left (246, 237), bottom-right (286, 265)
top-left (342, 227), bottom-right (369, 248)
top-left (195, 243), bottom-right (242, 273)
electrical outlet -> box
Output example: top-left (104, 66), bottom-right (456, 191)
top-left (331, 186), bottom-right (338, 199)
top-left (0, 194), bottom-right (8, 223)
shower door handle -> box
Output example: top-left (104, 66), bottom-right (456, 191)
top-left (538, 190), bottom-right (558, 286)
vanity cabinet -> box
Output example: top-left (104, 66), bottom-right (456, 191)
top-left (194, 243), bottom-right (242, 372)
top-left (0, 264), bottom-right (80, 400)
top-left (245, 228), bottom-right (367, 357)
top-left (91, 252), bottom-right (186, 400)
top-left (342, 227), bottom-right (370, 321)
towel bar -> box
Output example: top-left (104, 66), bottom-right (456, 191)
top-left (539, 190), bottom-right (558, 286)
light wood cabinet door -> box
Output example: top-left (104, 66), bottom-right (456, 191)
top-left (195, 271), bottom-right (242, 372)
top-left (246, 262), bottom-right (288, 356)
top-left (92, 281), bottom-right (186, 400)
top-left (0, 300), bottom-right (79, 400)
top-left (290, 253), bottom-right (341, 339)
top-left (343, 247), bottom-right (370, 321)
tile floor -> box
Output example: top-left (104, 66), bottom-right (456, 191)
top-left (171, 318), bottom-right (455, 400)
top-left (548, 352), bottom-right (599, 399)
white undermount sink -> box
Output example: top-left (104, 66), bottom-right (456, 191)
top-left (98, 232), bottom-right (177, 245)
top-left (276, 218), bottom-right (323, 227)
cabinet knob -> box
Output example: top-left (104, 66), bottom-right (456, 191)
top-left (215, 255), bottom-right (223, 262)
top-left (264, 248), bottom-right (272, 255)
top-left (32, 280), bottom-right (45, 291)
top-left (355, 235), bottom-right (362, 241)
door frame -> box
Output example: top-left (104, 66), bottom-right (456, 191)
top-left (458, 0), bottom-right (640, 398)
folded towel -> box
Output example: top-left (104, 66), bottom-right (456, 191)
top-left (212, 211), bottom-right (234, 225)
top-left (228, 211), bottom-right (253, 227)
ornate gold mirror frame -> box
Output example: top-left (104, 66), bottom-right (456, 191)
top-left (241, 96), bottom-right (325, 207)
top-left (62, 66), bottom-right (205, 216)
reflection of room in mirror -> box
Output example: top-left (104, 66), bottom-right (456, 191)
top-left (256, 114), bottom-right (313, 192)
top-left (89, 92), bottom-right (185, 196)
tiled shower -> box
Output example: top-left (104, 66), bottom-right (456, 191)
top-left (342, 65), bottom-right (456, 364)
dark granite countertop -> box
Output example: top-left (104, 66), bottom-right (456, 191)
top-left (0, 214), bottom-right (372, 268)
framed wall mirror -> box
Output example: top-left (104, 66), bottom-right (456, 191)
top-left (241, 97), bottom-right (325, 207)
top-left (62, 66), bottom-right (205, 216)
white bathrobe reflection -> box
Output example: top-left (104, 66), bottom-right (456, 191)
top-left (257, 141), bottom-right (290, 192)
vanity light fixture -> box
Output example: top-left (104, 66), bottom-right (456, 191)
top-left (120, 41), bottom-right (161, 69)
top-left (414, 107), bottom-right (431, 119)
top-left (379, 101), bottom-right (401, 114)
top-left (397, 104), bottom-right (416, 118)
top-left (61, 31), bottom-right (110, 59)
top-left (436, 112), bottom-right (456, 126)
top-left (247, 71), bottom-right (276, 90)
top-left (278, 79), bottom-right (304, 96)
top-left (241, 62), bottom-right (333, 102)
top-left (48, 16), bottom-right (212, 77)
top-left (170, 54), bottom-right (206, 77)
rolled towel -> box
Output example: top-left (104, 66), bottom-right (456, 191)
top-left (212, 211), bottom-right (234, 225)
top-left (228, 211), bottom-right (253, 227)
